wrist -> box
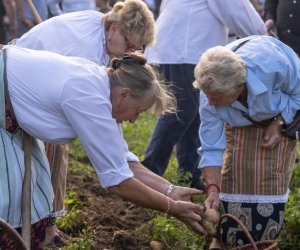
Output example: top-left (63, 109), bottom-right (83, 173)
top-left (205, 183), bottom-right (220, 194)
top-left (273, 115), bottom-right (286, 130)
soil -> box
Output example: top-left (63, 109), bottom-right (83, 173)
top-left (66, 165), bottom-right (156, 250)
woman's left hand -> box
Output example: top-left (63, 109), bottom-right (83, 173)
top-left (261, 120), bottom-right (282, 148)
top-left (169, 186), bottom-right (203, 201)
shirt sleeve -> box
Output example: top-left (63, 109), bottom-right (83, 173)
top-left (60, 79), bottom-right (134, 188)
top-left (208, 0), bottom-right (267, 37)
top-left (274, 45), bottom-right (300, 124)
top-left (117, 125), bottom-right (140, 162)
top-left (198, 92), bottom-right (226, 169)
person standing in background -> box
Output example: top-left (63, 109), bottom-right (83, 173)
top-left (0, 1), bottom-right (7, 44)
top-left (264, 0), bottom-right (300, 56)
top-left (16, 0), bottom-right (48, 37)
top-left (0, 0), bottom-right (17, 44)
top-left (96, 0), bottom-right (112, 13)
top-left (143, 0), bottom-right (267, 191)
top-left (48, 0), bottom-right (96, 16)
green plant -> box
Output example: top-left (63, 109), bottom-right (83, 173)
top-left (61, 228), bottom-right (96, 250)
top-left (149, 215), bottom-right (207, 250)
top-left (56, 192), bottom-right (87, 235)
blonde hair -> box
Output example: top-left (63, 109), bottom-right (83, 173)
top-left (107, 51), bottom-right (176, 115)
top-left (103, 0), bottom-right (156, 46)
top-left (193, 46), bottom-right (246, 96)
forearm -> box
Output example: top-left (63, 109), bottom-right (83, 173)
top-left (128, 161), bottom-right (171, 195)
top-left (202, 166), bottom-right (221, 192)
top-left (16, 0), bottom-right (26, 19)
top-left (107, 177), bottom-right (171, 213)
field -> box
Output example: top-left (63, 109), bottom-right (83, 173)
top-left (48, 112), bottom-right (300, 250)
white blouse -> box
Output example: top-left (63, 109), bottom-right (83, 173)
top-left (16, 10), bottom-right (109, 66)
top-left (6, 46), bottom-right (136, 188)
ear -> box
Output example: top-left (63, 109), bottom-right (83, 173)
top-left (116, 88), bottom-right (131, 105)
top-left (237, 83), bottom-right (245, 93)
top-left (109, 22), bottom-right (118, 32)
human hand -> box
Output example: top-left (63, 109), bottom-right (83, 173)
top-left (169, 186), bottom-right (203, 202)
top-left (265, 19), bottom-right (275, 30)
top-left (169, 200), bottom-right (207, 235)
top-left (261, 120), bottom-right (282, 148)
top-left (204, 192), bottom-right (220, 210)
top-left (22, 17), bottom-right (35, 29)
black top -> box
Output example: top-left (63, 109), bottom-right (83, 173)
top-left (264, 0), bottom-right (300, 55)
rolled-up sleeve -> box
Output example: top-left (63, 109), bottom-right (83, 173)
top-left (198, 92), bottom-right (226, 169)
top-left (61, 79), bottom-right (134, 188)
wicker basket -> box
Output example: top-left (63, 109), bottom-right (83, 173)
top-left (217, 213), bottom-right (280, 250)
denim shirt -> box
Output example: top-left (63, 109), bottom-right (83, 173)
top-left (198, 35), bottom-right (300, 169)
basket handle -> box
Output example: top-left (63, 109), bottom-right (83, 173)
top-left (217, 213), bottom-right (258, 250)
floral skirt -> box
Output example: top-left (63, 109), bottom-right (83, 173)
top-left (0, 218), bottom-right (47, 249)
top-left (219, 201), bottom-right (284, 246)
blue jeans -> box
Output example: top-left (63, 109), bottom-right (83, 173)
top-left (142, 64), bottom-right (201, 183)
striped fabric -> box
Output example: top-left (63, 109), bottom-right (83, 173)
top-left (0, 50), bottom-right (53, 228)
top-left (45, 143), bottom-right (69, 216)
top-left (222, 124), bottom-right (297, 196)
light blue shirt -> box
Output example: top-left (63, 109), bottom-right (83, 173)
top-left (198, 35), bottom-right (300, 168)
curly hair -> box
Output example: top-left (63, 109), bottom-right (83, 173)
top-left (103, 0), bottom-right (156, 46)
top-left (107, 51), bottom-right (176, 115)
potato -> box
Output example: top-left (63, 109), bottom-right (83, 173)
top-left (202, 208), bottom-right (220, 236)
top-left (203, 208), bottom-right (220, 224)
top-left (150, 240), bottom-right (163, 250)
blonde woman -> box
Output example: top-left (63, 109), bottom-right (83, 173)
top-left (0, 46), bottom-right (205, 249)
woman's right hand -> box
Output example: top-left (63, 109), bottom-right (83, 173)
top-left (168, 199), bottom-right (207, 235)
top-left (204, 192), bottom-right (220, 210)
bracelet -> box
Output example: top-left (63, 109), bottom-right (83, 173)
top-left (165, 184), bottom-right (174, 196)
top-left (205, 183), bottom-right (221, 193)
top-left (165, 197), bottom-right (170, 213)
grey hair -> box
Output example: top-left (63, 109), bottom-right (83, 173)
top-left (107, 51), bottom-right (176, 115)
top-left (193, 46), bottom-right (246, 96)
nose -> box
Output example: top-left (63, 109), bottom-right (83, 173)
top-left (129, 113), bottom-right (139, 124)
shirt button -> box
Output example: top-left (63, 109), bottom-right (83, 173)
top-left (290, 14), bottom-right (293, 18)
top-left (287, 29), bottom-right (291, 33)
top-left (293, 0), bottom-right (296, 3)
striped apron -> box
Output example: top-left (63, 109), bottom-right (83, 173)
top-left (219, 124), bottom-right (297, 246)
top-left (0, 49), bottom-right (54, 228)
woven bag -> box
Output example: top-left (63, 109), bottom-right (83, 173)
top-left (217, 214), bottom-right (280, 250)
